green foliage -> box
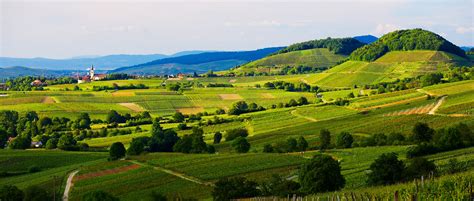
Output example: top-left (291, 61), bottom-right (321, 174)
top-left (82, 190), bottom-right (119, 201)
top-left (127, 137), bottom-right (145, 155)
top-left (367, 153), bottom-right (405, 185)
top-left (336, 132), bottom-right (353, 148)
top-left (173, 112), bottom-right (185, 123)
top-left (350, 29), bottom-right (466, 61)
top-left (57, 134), bottom-right (77, 150)
top-left (232, 137), bottom-right (250, 153)
top-left (228, 101), bottom-right (264, 115)
top-left (278, 37), bottom-right (365, 55)
top-left (212, 177), bottom-right (260, 201)
top-left (213, 132), bottom-right (222, 144)
top-left (109, 142), bottom-right (126, 160)
top-left (23, 185), bottom-right (51, 201)
top-left (0, 185), bottom-right (24, 201)
top-left (405, 157), bottom-right (437, 179)
top-left (319, 129), bottom-right (331, 150)
top-left (299, 154), bottom-right (345, 193)
top-left (225, 128), bottom-right (248, 141)
top-left (260, 174), bottom-right (301, 197)
top-left (412, 122), bottom-right (434, 143)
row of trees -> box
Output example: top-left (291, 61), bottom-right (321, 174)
top-left (276, 37), bottom-right (365, 55)
top-left (91, 83), bottom-right (148, 91)
top-left (228, 101), bottom-right (265, 115)
top-left (263, 136), bottom-right (308, 153)
top-left (261, 81), bottom-right (318, 92)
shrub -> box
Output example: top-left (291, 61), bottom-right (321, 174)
top-left (127, 138), bottom-right (145, 155)
top-left (367, 153), bottom-right (405, 185)
top-left (406, 143), bottom-right (439, 158)
top-left (232, 137), bottom-right (250, 153)
top-left (225, 128), bottom-right (248, 141)
top-left (299, 154), bottom-right (345, 193)
top-left (28, 165), bottom-right (41, 173)
top-left (23, 185), bottom-right (51, 201)
top-left (109, 142), bottom-right (126, 160)
top-left (0, 185), bottom-right (24, 201)
top-left (405, 157), bottom-right (436, 179)
top-left (260, 174), bottom-right (301, 197)
top-left (212, 177), bottom-right (260, 201)
top-left (319, 129), bottom-right (331, 150)
top-left (411, 122), bottom-right (434, 143)
top-left (263, 144), bottom-right (274, 153)
top-left (213, 132), bottom-right (222, 144)
top-left (336, 132), bottom-right (353, 148)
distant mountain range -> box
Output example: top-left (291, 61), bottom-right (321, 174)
top-left (110, 47), bottom-right (284, 75)
top-left (353, 35), bottom-right (378, 44)
top-left (0, 66), bottom-right (74, 80)
top-left (0, 51), bottom-right (209, 71)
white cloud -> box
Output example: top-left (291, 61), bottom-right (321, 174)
top-left (373, 24), bottom-right (402, 35)
top-left (455, 26), bottom-right (474, 34)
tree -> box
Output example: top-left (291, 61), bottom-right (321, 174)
top-left (109, 142), bottom-right (126, 160)
top-left (336, 132), bottom-right (353, 148)
top-left (190, 127), bottom-right (208, 153)
top-left (296, 136), bottom-right (308, 151)
top-left (173, 135), bottom-right (193, 153)
top-left (106, 110), bottom-right (125, 124)
top-left (299, 154), bottom-right (345, 193)
top-left (82, 190), bottom-right (119, 201)
top-left (212, 177), bottom-right (260, 201)
top-left (297, 97), bottom-right (308, 105)
top-left (232, 137), bottom-right (250, 153)
top-left (57, 134), bottom-right (76, 150)
top-left (260, 174), bottom-right (301, 197)
top-left (45, 138), bottom-right (58, 149)
top-left (8, 137), bottom-right (31, 149)
top-left (149, 191), bottom-right (167, 201)
top-left (228, 101), bottom-right (248, 115)
top-left (367, 153), bottom-right (405, 185)
top-left (213, 132), bottom-right (222, 144)
top-left (173, 112), bottom-right (185, 123)
top-left (0, 185), bottom-right (24, 201)
top-left (412, 122), bottom-right (434, 143)
top-left (405, 157), bottom-right (436, 179)
top-left (434, 127), bottom-right (464, 150)
top-left (225, 128), bottom-right (248, 141)
top-left (263, 144), bottom-right (274, 153)
top-left (285, 137), bottom-right (297, 152)
top-left (76, 113), bottom-right (91, 129)
top-left (127, 138), bottom-right (145, 155)
top-left (151, 118), bottom-right (164, 139)
top-left (23, 185), bottom-right (51, 201)
top-left (347, 92), bottom-right (355, 98)
top-left (319, 129), bottom-right (331, 150)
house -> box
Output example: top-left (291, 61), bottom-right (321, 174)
top-left (31, 141), bottom-right (43, 148)
top-left (316, 93), bottom-right (323, 99)
top-left (30, 80), bottom-right (45, 87)
top-left (77, 65), bottom-right (107, 84)
top-left (0, 83), bottom-right (6, 90)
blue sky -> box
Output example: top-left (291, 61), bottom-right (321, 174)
top-left (1, 0), bottom-right (473, 59)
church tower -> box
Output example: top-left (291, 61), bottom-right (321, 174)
top-left (89, 65), bottom-right (95, 80)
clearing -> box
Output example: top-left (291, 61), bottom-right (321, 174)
top-left (118, 103), bottom-right (145, 112)
top-left (218, 93), bottom-right (243, 100)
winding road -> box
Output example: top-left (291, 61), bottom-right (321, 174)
top-left (428, 96), bottom-right (447, 115)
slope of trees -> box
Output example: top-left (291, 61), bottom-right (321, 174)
top-left (350, 29), bottom-right (466, 61)
top-left (276, 38), bottom-right (365, 55)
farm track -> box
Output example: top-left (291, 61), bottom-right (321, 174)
top-left (290, 110), bottom-right (318, 122)
top-left (428, 96), bottom-right (447, 115)
top-left (63, 170), bottom-right (79, 201)
top-left (129, 160), bottom-right (214, 187)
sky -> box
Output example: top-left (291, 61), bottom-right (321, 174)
top-left (1, 0), bottom-right (473, 59)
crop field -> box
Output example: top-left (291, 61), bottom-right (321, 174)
top-left (302, 51), bottom-right (465, 88)
top-left (70, 161), bottom-right (212, 200)
top-left (132, 153), bottom-right (306, 181)
top-left (0, 150), bottom-right (107, 189)
top-left (234, 48), bottom-right (346, 74)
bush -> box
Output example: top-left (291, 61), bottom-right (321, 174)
top-left (367, 153), bottom-right (405, 185)
top-left (319, 129), bottom-right (331, 150)
top-left (0, 185), bottom-right (24, 201)
top-left (232, 137), bottom-right (250, 153)
top-left (260, 174), bottom-right (301, 197)
top-left (411, 122), bottom-right (434, 143)
top-left (127, 138), bottom-right (145, 155)
top-left (212, 177), bottom-right (260, 201)
top-left (263, 144), bottom-right (274, 153)
top-left (23, 185), bottom-right (51, 201)
top-left (28, 165), bottom-right (41, 173)
top-left (299, 154), bottom-right (345, 194)
top-left (45, 138), bottom-right (58, 149)
top-left (406, 143), bottom-right (439, 158)
top-left (336, 132), bottom-right (353, 148)
top-left (177, 123), bottom-right (187, 130)
top-left (109, 142), bottom-right (126, 160)
top-left (225, 128), bottom-right (248, 141)
top-left (405, 157), bottom-right (436, 179)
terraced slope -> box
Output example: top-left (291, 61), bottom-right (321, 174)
top-left (304, 51), bottom-right (469, 88)
top-left (233, 48), bottom-right (346, 75)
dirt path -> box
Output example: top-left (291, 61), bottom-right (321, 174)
top-left (130, 160), bottom-right (213, 186)
top-left (429, 96), bottom-right (447, 115)
top-left (119, 103), bottom-right (145, 112)
top-left (63, 170), bottom-right (79, 201)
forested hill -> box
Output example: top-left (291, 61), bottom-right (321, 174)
top-left (275, 38), bottom-right (366, 55)
top-left (350, 29), bottom-right (466, 62)
top-left (112, 47), bottom-right (283, 73)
